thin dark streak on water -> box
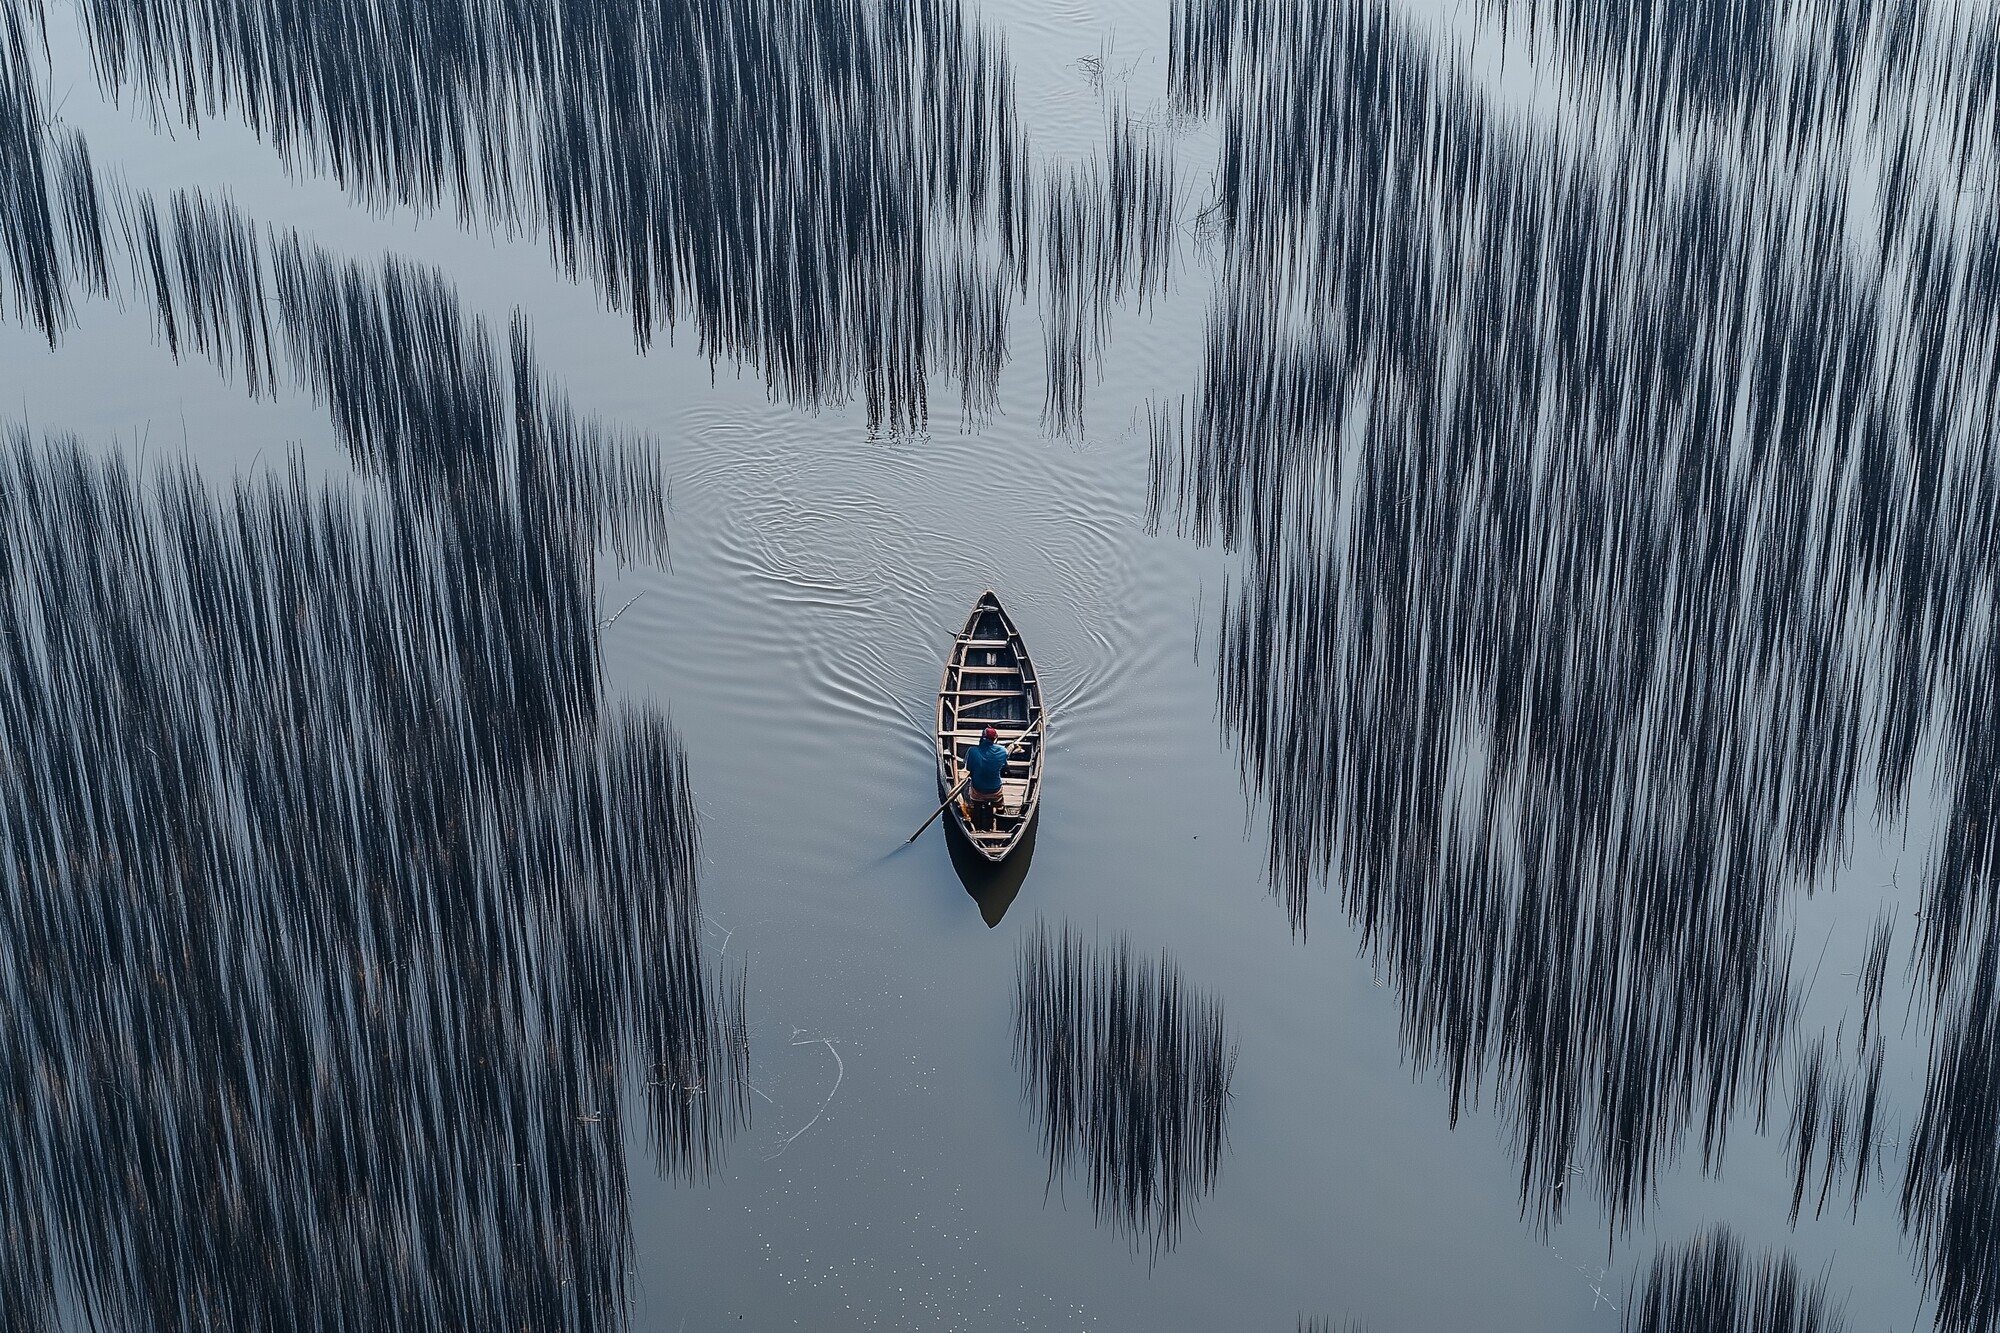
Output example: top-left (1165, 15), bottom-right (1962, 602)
top-left (1849, 1037), bottom-right (1885, 1220)
top-left (1012, 921), bottom-right (1234, 1259)
top-left (1620, 1227), bottom-right (1845, 1333)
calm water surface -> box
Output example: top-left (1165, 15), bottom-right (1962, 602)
top-left (3, 0), bottom-right (1994, 1329)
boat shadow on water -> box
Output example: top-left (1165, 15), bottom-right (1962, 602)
top-left (947, 811), bottom-right (1038, 927)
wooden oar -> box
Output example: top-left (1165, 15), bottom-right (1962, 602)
top-left (904, 709), bottom-right (1051, 845)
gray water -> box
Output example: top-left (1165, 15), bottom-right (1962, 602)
top-left (3, 0), bottom-right (1993, 1328)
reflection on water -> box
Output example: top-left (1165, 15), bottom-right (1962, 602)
top-left (1783, 1029), bottom-right (1885, 1225)
top-left (5, 0), bottom-right (1199, 440)
top-left (2, 0), bottom-right (74, 340)
top-left (1155, 0), bottom-right (2000, 1324)
top-left (1906, 918), bottom-right (2000, 1333)
top-left (1621, 1228), bottom-right (1844, 1333)
top-left (1013, 922), bottom-right (1234, 1257)
top-left (117, 188), bottom-right (281, 399)
top-left (0, 62), bottom-right (744, 1313)
top-left (1037, 104), bottom-right (1178, 435)
top-left (102, 174), bottom-right (671, 534)
top-left (68, 0), bottom-right (1033, 434)
top-left (8, 0), bottom-right (2000, 1321)
top-left (0, 426), bottom-right (745, 1330)
top-left (1160, 0), bottom-right (1832, 1234)
top-left (949, 814), bottom-right (1037, 926)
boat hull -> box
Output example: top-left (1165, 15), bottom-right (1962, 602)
top-left (934, 591), bottom-right (1044, 863)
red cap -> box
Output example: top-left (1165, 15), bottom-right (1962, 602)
top-left (982, 726), bottom-right (998, 741)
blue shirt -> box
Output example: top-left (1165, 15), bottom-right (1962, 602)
top-left (964, 740), bottom-right (1010, 793)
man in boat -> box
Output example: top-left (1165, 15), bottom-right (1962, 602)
top-left (963, 725), bottom-right (1009, 831)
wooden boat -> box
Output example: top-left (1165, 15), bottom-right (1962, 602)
top-left (936, 591), bottom-right (1045, 862)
